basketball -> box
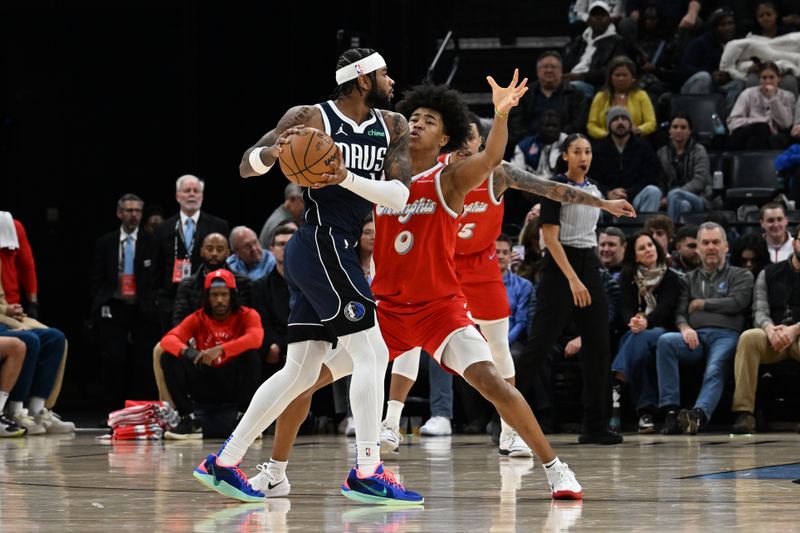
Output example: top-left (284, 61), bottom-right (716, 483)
top-left (278, 127), bottom-right (341, 187)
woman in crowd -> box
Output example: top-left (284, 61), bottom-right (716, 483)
top-left (587, 56), bottom-right (657, 139)
top-left (610, 231), bottom-right (680, 433)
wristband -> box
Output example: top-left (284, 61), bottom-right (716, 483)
top-left (248, 147), bottom-right (273, 175)
top-left (494, 107), bottom-right (509, 118)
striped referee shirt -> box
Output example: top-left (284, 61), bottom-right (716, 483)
top-left (540, 173), bottom-right (602, 249)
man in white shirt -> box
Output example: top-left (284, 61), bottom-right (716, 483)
top-left (760, 202), bottom-right (793, 263)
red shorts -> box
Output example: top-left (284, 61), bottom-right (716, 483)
top-left (455, 251), bottom-right (510, 321)
top-left (377, 294), bottom-right (475, 362)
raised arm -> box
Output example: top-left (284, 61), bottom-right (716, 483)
top-left (239, 105), bottom-right (320, 178)
top-left (443, 69), bottom-right (528, 207)
top-left (492, 162), bottom-right (637, 218)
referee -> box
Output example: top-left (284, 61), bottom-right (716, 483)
top-left (517, 133), bottom-right (624, 445)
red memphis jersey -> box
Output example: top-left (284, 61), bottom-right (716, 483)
top-left (371, 162), bottom-right (463, 306)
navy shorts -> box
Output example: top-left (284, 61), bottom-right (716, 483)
top-left (283, 225), bottom-right (375, 344)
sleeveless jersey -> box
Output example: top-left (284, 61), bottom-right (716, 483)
top-left (371, 162), bottom-right (463, 307)
top-left (305, 100), bottom-right (391, 241)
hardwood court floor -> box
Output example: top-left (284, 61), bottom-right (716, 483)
top-left (2, 431), bottom-right (799, 532)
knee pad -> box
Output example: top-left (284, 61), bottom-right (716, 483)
top-left (441, 326), bottom-right (493, 376)
top-left (476, 319), bottom-right (515, 380)
top-left (391, 348), bottom-right (421, 380)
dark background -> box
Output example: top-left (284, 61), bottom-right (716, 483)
top-left (1, 1), bottom-right (569, 408)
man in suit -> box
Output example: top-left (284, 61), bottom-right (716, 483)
top-left (90, 193), bottom-right (160, 410)
top-left (153, 174), bottom-right (229, 333)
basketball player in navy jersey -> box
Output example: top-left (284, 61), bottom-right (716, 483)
top-left (193, 48), bottom-right (423, 505)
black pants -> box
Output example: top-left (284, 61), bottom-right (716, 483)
top-left (160, 350), bottom-right (261, 416)
top-left (98, 300), bottom-right (160, 410)
top-left (515, 247), bottom-right (611, 432)
top-left (728, 122), bottom-right (790, 151)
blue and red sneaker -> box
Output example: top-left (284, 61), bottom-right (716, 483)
top-left (341, 462), bottom-right (424, 505)
top-left (193, 454), bottom-right (265, 503)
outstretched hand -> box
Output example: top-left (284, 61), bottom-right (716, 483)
top-left (603, 199), bottom-right (636, 218)
top-left (487, 69), bottom-right (528, 116)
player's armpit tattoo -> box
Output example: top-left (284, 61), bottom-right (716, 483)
top-left (383, 112), bottom-right (412, 187)
top-left (496, 161), bottom-right (604, 207)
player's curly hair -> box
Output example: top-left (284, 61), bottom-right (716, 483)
top-left (395, 84), bottom-right (472, 153)
top-left (331, 48), bottom-right (380, 100)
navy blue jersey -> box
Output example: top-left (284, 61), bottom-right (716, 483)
top-left (304, 100), bottom-right (391, 241)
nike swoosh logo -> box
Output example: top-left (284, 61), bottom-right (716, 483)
top-left (267, 479), bottom-right (284, 490)
top-left (353, 478), bottom-right (388, 497)
top-left (488, 252), bottom-right (496, 260)
top-left (209, 463), bottom-right (222, 486)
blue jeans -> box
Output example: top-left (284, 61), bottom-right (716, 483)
top-left (570, 80), bottom-right (596, 100)
top-left (656, 327), bottom-right (739, 420)
top-left (667, 188), bottom-right (706, 221)
top-left (0, 325), bottom-right (66, 402)
top-left (633, 185), bottom-right (663, 213)
top-left (425, 356), bottom-right (453, 418)
top-left (612, 328), bottom-right (666, 411)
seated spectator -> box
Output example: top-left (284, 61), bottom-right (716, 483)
top-left (173, 233), bottom-right (252, 327)
top-left (599, 227), bottom-right (627, 280)
top-left (612, 231), bottom-right (681, 433)
top-left (160, 269), bottom-right (263, 439)
top-left (258, 184), bottom-right (304, 248)
top-left (627, 0), bottom-right (702, 34)
top-left (511, 110), bottom-right (568, 179)
top-left (509, 50), bottom-right (587, 153)
top-left (727, 61), bottom-right (797, 150)
top-left (630, 2), bottom-right (682, 101)
top-left (657, 222), bottom-right (754, 434)
top-left (671, 224), bottom-right (702, 274)
top-left (252, 225), bottom-right (296, 369)
top-left (744, 2), bottom-right (799, 95)
top-left (496, 235), bottom-right (533, 349)
top-left (0, 337), bottom-right (26, 437)
top-left (587, 56), bottom-right (657, 139)
top-left (227, 226), bottom-right (275, 281)
top-left (658, 113), bottom-right (713, 221)
top-left (759, 201), bottom-right (793, 263)
top-left (643, 214), bottom-right (676, 256)
top-left (730, 233), bottom-right (770, 282)
top-left (564, 1), bottom-right (631, 99)
top-left (730, 224), bottom-right (800, 434)
top-left (679, 8), bottom-right (746, 115)
top-left (591, 107), bottom-right (664, 213)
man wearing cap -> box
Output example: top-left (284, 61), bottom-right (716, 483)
top-left (159, 268), bottom-right (263, 439)
top-left (258, 183), bottom-right (304, 249)
top-left (679, 8), bottom-right (745, 114)
top-left (590, 106), bottom-right (664, 213)
top-left (564, 0), bottom-right (630, 99)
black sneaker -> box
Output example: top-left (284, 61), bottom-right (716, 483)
top-left (678, 408), bottom-right (706, 435)
top-left (731, 412), bottom-right (756, 434)
top-left (661, 410), bottom-right (682, 435)
top-left (165, 414), bottom-right (202, 440)
top-left (578, 428), bottom-right (624, 445)
top-left (0, 414), bottom-right (26, 438)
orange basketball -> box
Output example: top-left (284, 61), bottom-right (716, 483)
top-left (278, 127), bottom-right (341, 187)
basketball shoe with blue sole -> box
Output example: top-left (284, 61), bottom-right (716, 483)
top-left (341, 463), bottom-right (424, 505)
top-left (193, 454), bottom-right (266, 503)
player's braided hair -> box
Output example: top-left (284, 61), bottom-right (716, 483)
top-left (330, 48), bottom-right (379, 100)
top-left (395, 84), bottom-right (472, 153)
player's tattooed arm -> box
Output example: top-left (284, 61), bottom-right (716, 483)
top-left (492, 161), bottom-right (636, 217)
top-left (382, 112), bottom-right (412, 188)
top-left (240, 105), bottom-right (319, 178)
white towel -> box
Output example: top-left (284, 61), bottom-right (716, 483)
top-left (0, 212), bottom-right (19, 250)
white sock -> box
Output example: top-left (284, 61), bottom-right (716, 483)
top-left (337, 325), bottom-right (388, 477)
top-left (8, 401), bottom-right (23, 416)
top-left (500, 418), bottom-right (513, 438)
top-left (218, 340), bottom-right (331, 466)
top-left (543, 457), bottom-right (561, 470)
top-left (0, 391), bottom-right (8, 413)
top-left (384, 400), bottom-right (404, 431)
top-left (28, 397), bottom-right (45, 416)
top-left (267, 458), bottom-right (288, 481)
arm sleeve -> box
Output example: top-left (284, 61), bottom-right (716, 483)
top-left (619, 274), bottom-right (639, 326)
top-left (684, 144), bottom-right (711, 196)
top-left (636, 91), bottom-right (657, 136)
top-left (339, 174), bottom-right (410, 211)
top-left (605, 271), bottom-right (621, 327)
top-left (14, 221), bottom-right (37, 298)
top-left (586, 94), bottom-right (609, 140)
top-left (539, 196), bottom-right (562, 226)
top-left (675, 275), bottom-right (691, 327)
top-left (752, 270), bottom-right (773, 330)
top-left (160, 314), bottom-right (198, 356)
top-left (703, 269), bottom-right (754, 315)
top-left (727, 90), bottom-right (760, 131)
top-left (770, 91), bottom-right (797, 129)
top-left (219, 309), bottom-right (264, 362)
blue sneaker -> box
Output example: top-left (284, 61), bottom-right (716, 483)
top-left (193, 454), bottom-right (265, 503)
top-left (341, 462), bottom-right (424, 505)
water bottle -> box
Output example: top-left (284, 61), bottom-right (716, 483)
top-left (711, 112), bottom-right (726, 136)
top-left (713, 170), bottom-right (724, 190)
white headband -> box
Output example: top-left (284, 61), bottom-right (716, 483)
top-left (335, 53), bottom-right (386, 85)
